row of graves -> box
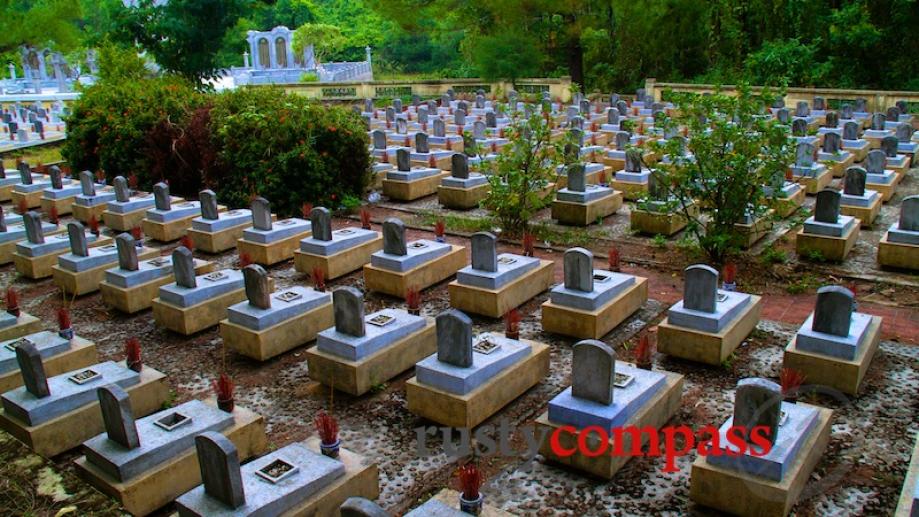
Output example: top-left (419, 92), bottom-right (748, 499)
top-left (0, 101), bottom-right (68, 150)
top-left (0, 159), bottom-right (915, 515)
top-left (360, 90), bottom-right (919, 274)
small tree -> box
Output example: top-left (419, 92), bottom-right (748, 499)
top-left (650, 85), bottom-right (793, 264)
top-left (292, 23), bottom-right (346, 64)
top-left (481, 109), bottom-right (565, 234)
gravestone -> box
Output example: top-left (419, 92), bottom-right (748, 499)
top-left (870, 113), bottom-right (886, 131)
top-left (564, 248), bottom-right (593, 293)
top-left (772, 98), bottom-right (785, 109)
top-left (458, 100), bottom-right (469, 113)
top-left (251, 197), bottom-right (272, 231)
top-left (341, 497), bottom-right (389, 517)
top-left (433, 119), bottom-right (445, 137)
top-left (792, 118), bottom-right (807, 136)
top-left (841, 104), bottom-right (854, 119)
top-left (813, 97), bottom-right (826, 111)
top-left (571, 340), bottom-right (615, 405)
top-left (372, 130), bottom-right (386, 150)
top-left (865, 150), bottom-right (886, 174)
top-left (475, 95), bottom-right (485, 109)
top-left (310, 207), bottom-right (332, 241)
top-left (49, 166), bottom-right (63, 190)
top-left (855, 98), bottom-right (867, 112)
top-left (16, 342), bottom-right (50, 398)
top-left (473, 121), bottom-right (486, 140)
top-left (116, 233), bottom-right (139, 271)
top-left (80, 171), bottom-right (96, 197)
top-left (814, 189), bottom-right (841, 224)
top-left (825, 111), bottom-right (838, 128)
top-left (795, 101), bottom-right (810, 117)
top-left (843, 121), bottom-right (859, 140)
top-left (616, 100), bottom-right (629, 115)
top-left (392, 148), bottom-right (411, 172)
top-left (813, 285), bottom-right (854, 336)
top-left (97, 385), bottom-right (140, 449)
top-left (896, 100), bottom-right (908, 114)
top-left (18, 162), bottom-right (32, 184)
top-left (153, 183), bottom-right (171, 211)
top-left (796, 142), bottom-right (815, 167)
top-left (776, 108), bottom-right (790, 124)
top-left (68, 222), bottom-right (89, 257)
top-left (396, 119), bottom-right (408, 134)
top-left (887, 106), bottom-right (901, 121)
top-left (114, 176), bottom-right (130, 203)
top-left (684, 264), bottom-right (718, 313)
top-left (823, 132), bottom-right (841, 153)
top-left (579, 99), bottom-right (590, 114)
top-left (436, 310), bottom-right (473, 367)
top-left (243, 264), bottom-right (271, 310)
top-left (615, 131), bottom-right (630, 149)
top-left (24, 211), bottom-right (44, 243)
top-left (897, 123), bottom-right (912, 142)
top-left (173, 246), bottom-right (196, 289)
top-left (648, 170), bottom-right (667, 200)
top-left (902, 196), bottom-right (919, 231)
top-left (194, 432), bottom-right (245, 509)
top-left (485, 111), bottom-right (497, 128)
top-left (383, 218), bottom-right (406, 255)
top-left (455, 109), bottom-right (466, 126)
top-left (417, 107), bottom-right (428, 125)
top-left (844, 167), bottom-right (866, 196)
top-left (567, 164), bottom-right (587, 193)
top-left (733, 378), bottom-right (782, 445)
top-left (563, 143), bottom-right (579, 163)
top-left (607, 109), bottom-right (619, 125)
top-left (451, 154), bottom-right (469, 179)
top-left (363, 99), bottom-right (373, 113)
top-left (411, 94), bottom-right (421, 107)
top-left (415, 132), bottom-right (430, 154)
top-left (625, 148), bottom-right (642, 172)
top-left (385, 107), bottom-right (395, 123)
top-left (200, 190), bottom-right (219, 221)
top-left (333, 287), bottom-right (365, 337)
top-left (570, 115), bottom-right (584, 131)
top-left (470, 232), bottom-right (497, 272)
top-left (881, 136), bottom-right (898, 157)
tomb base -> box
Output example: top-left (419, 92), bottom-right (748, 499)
top-left (551, 192), bottom-right (623, 226)
top-left (411, 489), bottom-right (514, 516)
top-left (794, 169), bottom-right (832, 194)
top-left (73, 402), bottom-right (268, 517)
top-left (99, 261), bottom-right (215, 314)
top-left (878, 234), bottom-right (919, 271)
top-left (0, 312), bottom-right (42, 342)
top-left (406, 341), bottom-right (550, 428)
top-left (141, 215), bottom-right (196, 243)
top-left (51, 247), bottom-right (158, 296)
top-left (382, 171), bottom-right (450, 201)
top-left (631, 205), bottom-right (699, 236)
top-left (0, 337), bottom-right (97, 394)
top-left (237, 231), bottom-right (311, 267)
top-left (827, 154), bottom-right (856, 177)
top-left (0, 184), bottom-right (12, 202)
top-left (363, 245), bottom-right (466, 299)
top-left (284, 437), bottom-right (379, 517)
top-left (293, 235), bottom-right (383, 281)
top-left (0, 364), bottom-right (168, 457)
top-left (610, 180), bottom-right (648, 201)
top-left (412, 155), bottom-right (453, 171)
top-left (448, 260), bottom-right (554, 318)
top-left (783, 315), bottom-right (881, 396)
top-left (0, 226), bottom-right (64, 264)
top-left (888, 159), bottom-right (911, 176)
top-left (734, 210), bottom-right (774, 248)
top-left (536, 369), bottom-right (683, 479)
top-left (220, 302), bottom-right (334, 361)
top-left (72, 203), bottom-right (109, 224)
top-left (103, 208), bottom-right (147, 233)
top-left (841, 197), bottom-right (882, 227)
top-left (437, 183), bottom-right (490, 210)
top-left (867, 177), bottom-right (900, 203)
top-left (771, 188), bottom-right (806, 218)
top-left (795, 223), bottom-right (860, 262)
top-left (187, 223), bottom-right (249, 254)
top-left (13, 235), bottom-right (114, 279)
top-left (152, 287), bottom-right (246, 335)
top-left (555, 166), bottom-right (609, 190)
top-left (10, 190), bottom-right (43, 209)
top-left (39, 196), bottom-right (75, 216)
top-left (541, 277), bottom-right (648, 339)
top-left (895, 433), bottom-right (919, 517)
top-left (305, 319), bottom-right (436, 396)
top-left (689, 404), bottom-right (833, 517)
top-left (658, 295), bottom-right (763, 365)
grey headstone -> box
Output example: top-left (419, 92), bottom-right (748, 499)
top-left (68, 222), bottom-right (89, 257)
top-left (451, 154), bottom-right (469, 179)
top-left (396, 118), bottom-right (408, 135)
top-left (396, 149), bottom-right (411, 172)
top-left (615, 131), bottom-right (630, 149)
top-left (333, 287), bottom-right (365, 337)
top-left (607, 109), bottom-right (619, 125)
top-left (116, 233), bottom-right (139, 271)
top-left (900, 196), bottom-right (919, 231)
top-left (813, 97), bottom-right (826, 111)
top-left (616, 100), bottom-right (628, 115)
top-left (382, 218), bottom-right (406, 255)
top-left (865, 149), bottom-right (886, 174)
top-left (772, 98), bottom-right (785, 109)
top-left (173, 246), bottom-right (196, 289)
top-left (897, 123), bottom-right (913, 142)
top-left (412, 94), bottom-right (421, 107)
top-left (417, 106), bottom-right (428, 125)
top-left (776, 108), bottom-right (790, 124)
top-left (18, 162), bottom-right (32, 184)
top-left (243, 264), bottom-right (271, 310)
top-left (814, 189), bottom-right (841, 223)
top-left (567, 164), bottom-right (587, 192)
top-left (80, 171), bottom-right (96, 196)
top-left (485, 111), bottom-right (497, 128)
top-left (194, 432), bottom-right (245, 509)
top-left (250, 197), bottom-right (272, 231)
top-left (795, 101), bottom-right (810, 117)
top-left (733, 378), bottom-right (782, 445)
top-left (843, 120), bottom-right (859, 140)
top-left (570, 115), bottom-right (584, 131)
top-left (153, 183), bottom-right (170, 211)
top-left (813, 286), bottom-right (854, 337)
top-left (433, 119), bottom-right (445, 137)
top-left (881, 136), bottom-right (898, 157)
top-left (825, 111), bottom-right (838, 128)
top-left (564, 248), bottom-right (593, 292)
top-left (475, 95), bottom-right (485, 109)
top-left (200, 190), bottom-right (219, 220)
top-left (470, 232), bottom-right (497, 272)
top-left (683, 264), bottom-right (718, 313)
top-left (822, 132), bottom-right (841, 154)
top-left (23, 211), bottom-right (44, 243)
top-left (455, 109), bottom-right (466, 126)
top-left (887, 106), bottom-right (901, 121)
top-left (114, 176), bottom-right (130, 202)
top-left (309, 207), bottom-right (333, 241)
top-left (841, 104), bottom-right (854, 119)
top-left (579, 99), bottom-right (590, 114)
top-left (896, 100), bottom-right (908, 114)
top-left (648, 170), bottom-right (666, 200)
top-left (372, 130), bottom-right (386, 150)
top-left (341, 497), bottom-right (390, 517)
top-left (16, 342), bottom-right (50, 398)
top-left (415, 132), bottom-right (429, 154)
top-left (791, 118), bottom-right (807, 136)
top-left (855, 98), bottom-right (867, 112)
top-left (395, 97), bottom-right (405, 113)
top-left (49, 166), bottom-right (63, 190)
top-left (795, 142), bottom-right (815, 167)
top-left (571, 340), bottom-right (615, 405)
top-left (97, 385), bottom-right (140, 449)
top-left (870, 113), bottom-right (886, 131)
top-left (843, 167), bottom-right (866, 197)
top-left (436, 310), bottom-right (473, 368)
top-left (563, 143), bottom-right (580, 163)
top-left (625, 148), bottom-right (642, 172)
top-left (473, 121), bottom-right (486, 140)
top-left (364, 99), bottom-right (373, 113)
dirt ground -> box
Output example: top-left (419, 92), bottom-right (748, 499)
top-left (0, 156), bottom-right (917, 516)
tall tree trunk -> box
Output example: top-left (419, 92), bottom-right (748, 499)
top-left (568, 39), bottom-right (584, 87)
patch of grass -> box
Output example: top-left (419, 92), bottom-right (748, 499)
top-left (651, 234), bottom-right (668, 248)
top-left (418, 212), bottom-right (495, 234)
top-left (2, 142), bottom-right (65, 169)
top-left (804, 249), bottom-right (826, 263)
top-left (786, 273), bottom-right (820, 294)
top-left (370, 382), bottom-right (388, 394)
top-left (762, 247), bottom-right (789, 264)
top-left (528, 223), bottom-right (592, 247)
